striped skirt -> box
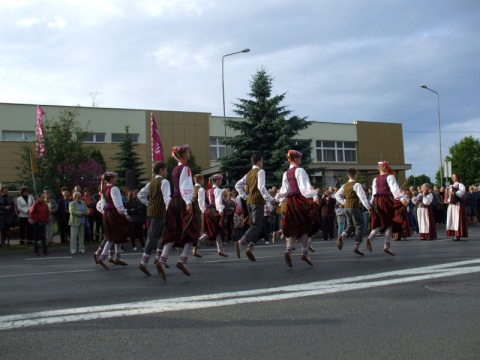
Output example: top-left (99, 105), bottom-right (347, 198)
top-left (371, 195), bottom-right (408, 234)
top-left (282, 195), bottom-right (320, 238)
top-left (202, 207), bottom-right (226, 239)
top-left (103, 208), bottom-right (133, 244)
top-left (162, 197), bottom-right (199, 246)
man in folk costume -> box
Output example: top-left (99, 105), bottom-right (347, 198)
top-left (235, 154), bottom-right (277, 261)
top-left (275, 150), bottom-right (318, 267)
top-left (413, 183), bottom-right (437, 240)
top-left (202, 174), bottom-right (229, 257)
top-left (365, 161), bottom-right (408, 256)
top-left (445, 173), bottom-right (468, 241)
top-left (192, 174), bottom-right (206, 257)
top-left (136, 161), bottom-right (171, 276)
top-left (157, 145), bottom-right (198, 280)
top-left (335, 168), bottom-right (372, 256)
top-left (94, 172), bottom-right (133, 270)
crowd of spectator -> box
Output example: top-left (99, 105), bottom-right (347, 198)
top-left (0, 181), bottom-right (479, 251)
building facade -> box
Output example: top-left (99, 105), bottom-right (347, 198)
top-left (0, 102), bottom-right (410, 190)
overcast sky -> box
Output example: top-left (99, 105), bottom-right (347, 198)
top-left (1, 0), bottom-right (479, 183)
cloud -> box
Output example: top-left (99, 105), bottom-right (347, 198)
top-left (16, 17), bottom-right (41, 28)
top-left (47, 16), bottom-right (67, 29)
top-left (1, 0), bottom-right (479, 182)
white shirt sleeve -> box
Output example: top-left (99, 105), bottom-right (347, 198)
top-left (214, 187), bottom-right (224, 214)
top-left (456, 182), bottom-right (466, 198)
top-left (353, 183), bottom-right (372, 210)
top-left (257, 169), bottom-right (273, 202)
top-left (137, 182), bottom-right (150, 206)
top-left (295, 167), bottom-right (317, 199)
top-left (160, 179), bottom-right (170, 209)
top-left (371, 178), bottom-right (377, 197)
top-left (96, 199), bottom-right (104, 214)
top-left (276, 172), bottom-right (289, 201)
top-left (387, 175), bottom-right (406, 200)
top-left (235, 175), bottom-right (248, 200)
top-left (111, 187), bottom-right (127, 215)
top-left (334, 185), bottom-right (346, 205)
top-left (423, 193), bottom-right (433, 205)
top-left (179, 166), bottom-right (194, 205)
top-left (198, 187), bottom-right (206, 213)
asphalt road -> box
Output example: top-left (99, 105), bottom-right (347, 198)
top-left (1, 225), bottom-right (479, 360)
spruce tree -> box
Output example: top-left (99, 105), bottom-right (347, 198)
top-left (111, 125), bottom-right (146, 188)
top-left (220, 67), bottom-right (312, 187)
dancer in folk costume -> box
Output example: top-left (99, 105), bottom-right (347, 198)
top-left (192, 174), bottom-right (206, 258)
top-left (335, 168), bottom-right (372, 256)
top-left (136, 161), bottom-right (171, 276)
top-left (157, 145), bottom-right (198, 280)
top-left (202, 174), bottom-right (229, 257)
top-left (413, 183), bottom-right (437, 240)
top-left (94, 172), bottom-right (133, 270)
top-left (275, 150), bottom-right (319, 268)
top-left (445, 173), bottom-right (468, 241)
top-left (365, 161), bottom-right (408, 256)
top-left (235, 154), bottom-right (277, 261)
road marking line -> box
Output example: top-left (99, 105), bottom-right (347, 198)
top-left (1, 259), bottom-right (479, 330)
top-left (0, 270), bottom-right (93, 279)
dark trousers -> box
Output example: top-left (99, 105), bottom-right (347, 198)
top-left (33, 222), bottom-right (48, 254)
top-left (19, 217), bottom-right (33, 241)
top-left (226, 214), bottom-right (234, 241)
top-left (93, 213), bottom-right (104, 241)
top-left (322, 215), bottom-right (335, 240)
top-left (58, 220), bottom-right (70, 244)
top-left (131, 221), bottom-right (145, 248)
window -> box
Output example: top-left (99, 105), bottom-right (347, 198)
top-left (111, 133), bottom-right (139, 143)
top-left (2, 131), bottom-right (36, 141)
top-left (210, 137), bottom-right (233, 160)
top-left (83, 133), bottom-right (106, 142)
top-left (316, 140), bottom-right (357, 162)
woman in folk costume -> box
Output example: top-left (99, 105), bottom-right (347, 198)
top-left (365, 161), bottom-right (408, 256)
top-left (413, 183), bottom-right (437, 240)
top-left (157, 145), bottom-right (198, 281)
top-left (445, 173), bottom-right (468, 241)
top-left (202, 174), bottom-right (229, 257)
top-left (94, 172), bottom-right (133, 270)
top-left (275, 150), bottom-right (319, 268)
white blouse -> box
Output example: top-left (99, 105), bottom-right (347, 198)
top-left (372, 174), bottom-right (406, 200)
top-left (276, 166), bottom-right (318, 201)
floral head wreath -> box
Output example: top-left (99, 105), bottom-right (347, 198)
top-left (287, 149), bottom-right (302, 166)
top-left (378, 161), bottom-right (395, 176)
top-left (172, 144), bottom-right (190, 165)
top-left (209, 174), bottom-right (223, 184)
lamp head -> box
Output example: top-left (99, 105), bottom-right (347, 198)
top-left (241, 48), bottom-right (250, 53)
top-left (420, 84), bottom-right (428, 89)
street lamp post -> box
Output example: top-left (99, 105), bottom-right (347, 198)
top-left (420, 84), bottom-right (443, 188)
top-left (222, 48), bottom-right (250, 158)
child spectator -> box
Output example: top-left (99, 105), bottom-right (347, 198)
top-left (233, 205), bottom-right (244, 242)
top-left (335, 204), bottom-right (346, 239)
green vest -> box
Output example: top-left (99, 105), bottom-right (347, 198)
top-left (246, 168), bottom-right (265, 206)
top-left (147, 177), bottom-right (166, 218)
top-left (344, 181), bottom-right (360, 209)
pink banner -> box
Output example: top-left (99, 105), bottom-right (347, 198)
top-left (36, 105), bottom-right (45, 157)
top-left (151, 113), bottom-right (164, 161)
